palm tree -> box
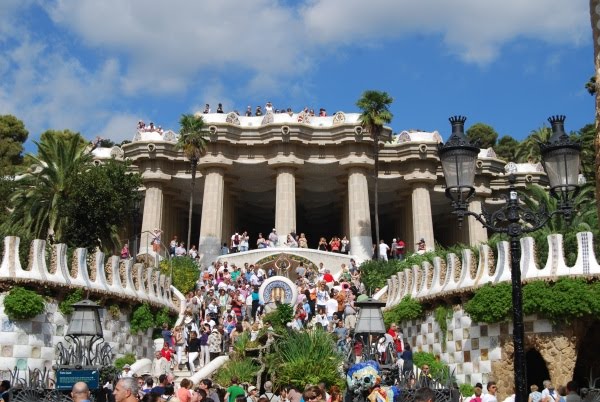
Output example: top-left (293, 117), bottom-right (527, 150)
top-left (177, 114), bottom-right (208, 252)
top-left (515, 126), bottom-right (551, 163)
top-left (6, 133), bottom-right (91, 241)
top-left (356, 90), bottom-right (394, 259)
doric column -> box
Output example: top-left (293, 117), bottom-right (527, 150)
top-left (275, 166), bottom-right (297, 245)
top-left (411, 183), bottom-right (435, 252)
top-left (401, 200), bottom-right (414, 249)
top-left (140, 182), bottom-right (164, 254)
top-left (198, 167), bottom-right (225, 264)
top-left (466, 197), bottom-right (488, 245)
top-left (347, 167), bottom-right (373, 261)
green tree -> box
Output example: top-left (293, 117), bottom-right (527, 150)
top-left (572, 123), bottom-right (595, 183)
top-left (515, 126), bottom-right (551, 163)
top-left (586, 75), bottom-right (596, 96)
top-left (494, 135), bottom-right (519, 162)
top-left (59, 160), bottom-right (142, 251)
top-left (39, 129), bottom-right (86, 147)
top-left (5, 133), bottom-right (91, 241)
top-left (0, 115), bottom-right (29, 173)
top-left (466, 122), bottom-right (498, 149)
top-left (176, 114), bottom-right (207, 251)
top-left (356, 90), bottom-right (394, 257)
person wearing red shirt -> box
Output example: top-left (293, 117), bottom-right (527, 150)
top-left (387, 323), bottom-right (403, 357)
top-left (323, 269), bottom-right (334, 284)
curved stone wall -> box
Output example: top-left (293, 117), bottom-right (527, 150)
top-left (382, 232), bottom-right (600, 306)
top-left (0, 236), bottom-right (177, 311)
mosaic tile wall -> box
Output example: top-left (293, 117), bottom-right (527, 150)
top-left (401, 307), bottom-right (554, 385)
top-left (0, 296), bottom-right (155, 373)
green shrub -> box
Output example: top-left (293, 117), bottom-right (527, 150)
top-left (383, 296), bottom-right (423, 326)
top-left (359, 259), bottom-right (404, 293)
top-left (114, 353), bottom-right (136, 371)
top-left (59, 288), bottom-right (84, 315)
top-left (159, 258), bottom-right (199, 294)
top-left (3, 287), bottom-right (46, 320)
top-left (262, 303), bottom-right (293, 331)
top-left (464, 283), bottom-right (512, 324)
top-left (155, 307), bottom-right (176, 328)
top-left (459, 383), bottom-right (475, 397)
top-left (413, 351), bottom-right (448, 379)
top-left (433, 305), bottom-right (452, 350)
top-left (130, 304), bottom-right (154, 334)
top-left (213, 358), bottom-right (259, 387)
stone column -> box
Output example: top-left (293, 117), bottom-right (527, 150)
top-left (221, 182), bottom-right (232, 244)
top-left (198, 167), bottom-right (225, 264)
top-left (347, 167), bottom-right (373, 261)
top-left (402, 198), bottom-right (414, 248)
top-left (342, 191), bottom-right (350, 240)
top-left (140, 182), bottom-right (164, 254)
top-left (466, 197), bottom-right (488, 245)
top-left (275, 166), bottom-right (296, 245)
top-left (411, 183), bottom-right (435, 252)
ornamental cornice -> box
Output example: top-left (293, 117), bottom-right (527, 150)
top-left (267, 156), bottom-right (305, 167)
top-left (140, 171), bottom-right (172, 182)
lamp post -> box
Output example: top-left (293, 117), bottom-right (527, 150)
top-left (437, 115), bottom-right (581, 402)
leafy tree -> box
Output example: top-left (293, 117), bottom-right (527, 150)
top-left (59, 160), bottom-right (142, 251)
top-left (494, 135), bottom-right (519, 162)
top-left (515, 126), bottom-right (551, 163)
top-left (466, 122), bottom-right (498, 149)
top-left (39, 129), bottom-right (86, 148)
top-left (97, 138), bottom-right (115, 148)
top-left (0, 115), bottom-right (29, 173)
top-left (159, 257), bottom-right (200, 294)
top-left (571, 123), bottom-right (595, 183)
top-left (130, 303), bottom-right (155, 333)
top-left (586, 75), bottom-right (597, 96)
top-left (356, 90), bottom-right (394, 258)
top-left (5, 133), bottom-right (91, 241)
top-left (176, 114), bottom-right (207, 250)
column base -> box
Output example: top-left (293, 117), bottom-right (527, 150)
top-left (349, 235), bottom-right (373, 263)
top-left (199, 236), bottom-right (221, 267)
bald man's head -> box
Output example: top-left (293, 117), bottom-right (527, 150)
top-left (71, 382), bottom-right (90, 402)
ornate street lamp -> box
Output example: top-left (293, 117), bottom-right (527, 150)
top-left (437, 115), bottom-right (581, 402)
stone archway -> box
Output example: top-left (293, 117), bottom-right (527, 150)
top-left (526, 348), bottom-right (551, 390)
top-left (573, 321), bottom-right (600, 388)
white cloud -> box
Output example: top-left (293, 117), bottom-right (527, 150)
top-left (94, 113), bottom-right (140, 144)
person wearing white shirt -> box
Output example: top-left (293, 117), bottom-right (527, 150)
top-left (378, 240), bottom-right (390, 261)
top-left (482, 382), bottom-right (498, 402)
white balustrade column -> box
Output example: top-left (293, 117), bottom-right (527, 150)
top-left (467, 197), bottom-right (488, 245)
top-left (199, 167), bottom-right (225, 264)
top-left (347, 167), bottom-right (373, 261)
top-left (275, 167), bottom-right (296, 245)
top-left (411, 183), bottom-right (435, 252)
top-left (140, 182), bottom-right (164, 254)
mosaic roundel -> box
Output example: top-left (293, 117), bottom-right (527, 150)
top-left (258, 276), bottom-right (298, 305)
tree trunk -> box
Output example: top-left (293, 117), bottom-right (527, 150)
top-left (187, 158), bottom-right (198, 251)
top-left (592, 0), bottom-right (600, 219)
top-left (373, 131), bottom-right (380, 260)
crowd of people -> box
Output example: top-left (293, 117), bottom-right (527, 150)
top-left (137, 120), bottom-right (165, 134)
top-left (202, 102), bottom-right (328, 118)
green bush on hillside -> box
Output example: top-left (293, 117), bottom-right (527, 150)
top-left (159, 257), bottom-right (199, 294)
top-left (3, 287), bottom-right (45, 320)
top-left (383, 296), bottom-right (423, 327)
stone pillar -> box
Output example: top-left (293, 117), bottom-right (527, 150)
top-left (466, 197), bottom-right (488, 245)
top-left (402, 198), bottom-right (414, 248)
top-left (342, 191), bottom-right (350, 240)
top-left (347, 167), bottom-right (373, 261)
top-left (275, 166), bottom-right (296, 245)
top-left (221, 182), bottom-right (232, 244)
top-left (198, 167), bottom-right (225, 265)
top-left (411, 183), bottom-right (435, 252)
top-left (140, 182), bottom-right (164, 254)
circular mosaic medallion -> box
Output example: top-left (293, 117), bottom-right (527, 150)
top-left (258, 276), bottom-right (298, 305)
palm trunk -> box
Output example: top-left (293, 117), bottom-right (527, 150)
top-left (373, 131), bottom-right (380, 260)
top-left (592, 0), bottom-right (600, 220)
top-left (187, 158), bottom-right (198, 251)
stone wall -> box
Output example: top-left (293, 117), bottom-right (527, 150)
top-left (0, 296), bottom-right (155, 374)
top-left (401, 306), bottom-right (583, 399)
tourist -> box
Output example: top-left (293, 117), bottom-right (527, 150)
top-left (71, 382), bottom-right (91, 402)
top-left (217, 103), bottom-right (224, 113)
top-left (529, 385), bottom-right (542, 402)
top-left (245, 106), bottom-right (252, 116)
top-left (391, 238), bottom-right (398, 259)
top-left (225, 377), bottom-right (245, 402)
top-left (340, 236), bottom-right (350, 254)
top-left (257, 233), bottom-right (267, 248)
top-left (189, 245), bottom-right (198, 259)
top-left (251, 286), bottom-right (260, 320)
top-left (482, 382), bottom-right (498, 402)
top-left (203, 104), bottom-right (210, 114)
top-left (397, 239), bottom-right (406, 260)
top-left (186, 331), bottom-right (201, 374)
top-left (199, 324), bottom-right (210, 368)
top-left (260, 381), bottom-right (279, 402)
top-left (177, 379), bottom-right (194, 402)
top-left (542, 381), bottom-right (556, 402)
top-left (207, 325), bottom-right (222, 361)
top-left (151, 374), bottom-right (169, 395)
top-left (199, 379), bottom-right (220, 402)
top-left (343, 293), bottom-right (357, 329)
top-left (566, 381), bottom-right (581, 402)
top-left (231, 232), bottom-right (241, 253)
top-left (151, 352), bottom-right (170, 382)
top-left (176, 242), bottom-right (187, 256)
top-left (121, 364), bottom-right (133, 378)
top-left (317, 237), bottom-right (328, 251)
top-left (286, 234), bottom-right (298, 247)
top-left (378, 239), bottom-right (390, 261)
top-left (415, 387), bottom-right (436, 402)
top-left (113, 378), bottom-right (139, 402)
top-left (255, 106), bottom-right (263, 116)
top-left (387, 323), bottom-right (403, 357)
top-left (247, 386), bottom-right (259, 402)
top-left (120, 243), bottom-right (130, 259)
top-left (298, 233), bottom-right (308, 248)
top-left (142, 378), bottom-right (154, 395)
top-left (400, 343), bottom-right (413, 378)
top-left (169, 236), bottom-right (178, 256)
top-left (417, 238), bottom-right (427, 254)
top-left (173, 326), bottom-right (185, 370)
top-left (329, 236), bottom-right (340, 252)
top-left (152, 228), bottom-right (163, 253)
top-left (268, 229), bottom-right (278, 247)
top-left (239, 231), bottom-right (249, 252)
top-left (265, 102), bottom-right (274, 113)
top-left (221, 243), bottom-right (229, 255)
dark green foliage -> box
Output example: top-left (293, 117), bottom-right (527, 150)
top-left (59, 288), bottom-right (85, 316)
top-left (213, 358), bottom-right (259, 387)
top-left (114, 353), bottom-right (136, 371)
top-left (383, 296), bottom-right (423, 326)
top-left (262, 303), bottom-right (294, 331)
top-left (0, 115), bottom-right (29, 173)
top-left (466, 279), bottom-right (600, 324)
top-left (60, 160), bottom-right (142, 252)
top-left (495, 135), bottom-right (519, 162)
top-left (466, 122), bottom-right (498, 149)
top-left (268, 328), bottom-right (345, 390)
top-left (155, 307), bottom-right (176, 328)
top-left (413, 351), bottom-right (448, 378)
top-left (359, 259), bottom-right (404, 293)
top-left (130, 304), bottom-right (155, 334)
top-left (99, 365), bottom-right (120, 386)
top-left (433, 305), bottom-right (452, 349)
top-left (460, 384), bottom-right (475, 397)
top-left (159, 258), bottom-right (199, 295)
top-left (3, 287), bottom-right (45, 320)
top-left (464, 283), bottom-right (512, 324)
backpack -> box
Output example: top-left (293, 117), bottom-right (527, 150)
top-left (234, 235), bottom-right (240, 245)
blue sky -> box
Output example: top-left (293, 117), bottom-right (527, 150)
top-left (0, 0), bottom-right (592, 150)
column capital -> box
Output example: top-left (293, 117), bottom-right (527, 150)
top-left (268, 156), bottom-right (304, 168)
top-left (141, 172), bottom-right (172, 182)
top-left (339, 156), bottom-right (373, 171)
